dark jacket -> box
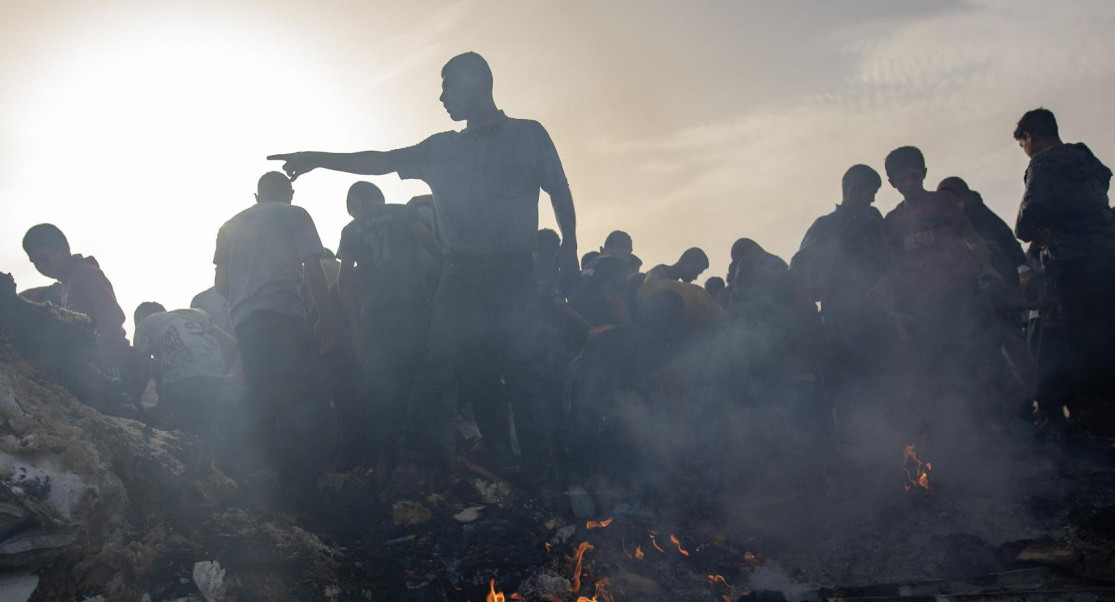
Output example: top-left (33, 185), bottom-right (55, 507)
top-left (963, 192), bottom-right (1026, 287)
top-left (1016, 142), bottom-right (1115, 266)
top-left (791, 204), bottom-right (889, 312)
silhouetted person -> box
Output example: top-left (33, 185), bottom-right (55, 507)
top-left (269, 52), bottom-right (577, 480)
top-left (134, 302), bottom-right (235, 431)
top-left (571, 255), bottom-right (633, 327)
top-left (937, 177), bottom-right (1026, 292)
top-left (190, 286), bottom-right (234, 338)
top-left (1013, 108), bottom-right (1115, 422)
top-left (727, 238), bottom-right (787, 291)
top-left (792, 165), bottom-right (890, 392)
top-left (882, 146), bottom-right (1001, 396)
top-left (213, 172), bottom-right (337, 486)
top-left (600, 230), bottom-right (633, 261)
top-left (703, 276), bottom-right (726, 300)
top-left (22, 224), bottom-right (130, 372)
top-left (337, 181), bottom-right (442, 477)
top-left (646, 247), bottom-right (709, 283)
top-left (580, 251), bottom-right (601, 272)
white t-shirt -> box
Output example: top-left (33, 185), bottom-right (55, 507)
top-left (134, 309), bottom-right (227, 385)
top-left (214, 202), bottom-right (325, 328)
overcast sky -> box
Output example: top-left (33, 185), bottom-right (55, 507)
top-left (3, 0), bottom-right (1114, 335)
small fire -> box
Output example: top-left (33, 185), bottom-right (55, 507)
top-left (544, 542), bottom-right (552, 553)
top-left (568, 541), bottom-right (595, 593)
top-left (586, 517), bottom-right (614, 530)
top-left (708, 574), bottom-right (737, 602)
top-left (902, 444), bottom-right (932, 492)
top-left (669, 534), bottom-right (690, 557)
top-left (487, 579), bottom-right (506, 602)
top-left (510, 595), bottom-right (524, 601)
top-left (576, 578), bottom-right (613, 602)
top-left (635, 545), bottom-right (645, 560)
top-left (648, 532), bottom-right (666, 554)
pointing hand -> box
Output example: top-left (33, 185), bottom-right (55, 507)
top-left (267, 152), bottom-right (317, 181)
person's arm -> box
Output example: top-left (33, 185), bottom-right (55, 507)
top-left (955, 203), bottom-right (1003, 281)
top-left (550, 187), bottom-right (578, 277)
top-left (211, 326), bottom-right (238, 367)
top-left (267, 151), bottom-right (397, 181)
top-left (214, 263), bottom-right (229, 300)
top-left (337, 255), bottom-right (363, 354)
top-left (1015, 165), bottom-right (1055, 243)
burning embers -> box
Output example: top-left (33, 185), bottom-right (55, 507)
top-left (486, 579), bottom-right (505, 602)
top-left (585, 517), bottom-right (614, 530)
top-left (902, 444), bottom-right (932, 492)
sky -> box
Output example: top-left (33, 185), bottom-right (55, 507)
top-left (2, 0), bottom-right (1115, 336)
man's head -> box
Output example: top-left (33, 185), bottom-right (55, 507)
top-left (256, 171), bottom-right (294, 204)
top-left (1013, 108), bottom-right (1061, 158)
top-left (937, 176), bottom-right (971, 197)
top-left (534, 228), bottom-right (561, 265)
top-left (22, 224), bottom-right (72, 280)
top-left (601, 230), bottom-right (633, 259)
top-left (884, 146), bottom-right (928, 199)
top-left (440, 52), bottom-right (494, 122)
top-left (704, 276), bottom-right (726, 298)
top-left (580, 251), bottom-right (601, 271)
top-left (675, 247), bottom-right (710, 283)
top-left (134, 302), bottom-right (167, 327)
top-left (842, 164), bottom-right (882, 208)
top-left (346, 181), bottom-right (386, 218)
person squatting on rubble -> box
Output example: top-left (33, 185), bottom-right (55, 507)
top-left (212, 171), bottom-right (338, 486)
top-left (269, 51), bottom-right (578, 485)
top-left (22, 224), bottom-right (132, 377)
top-left (133, 302), bottom-right (237, 431)
top-left (336, 180), bottom-right (443, 482)
top-left (1012, 108), bottom-right (1115, 424)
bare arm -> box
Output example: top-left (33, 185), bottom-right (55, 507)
top-left (549, 186), bottom-right (578, 283)
top-left (303, 257), bottom-right (337, 351)
top-left (267, 151), bottom-right (398, 181)
top-left (337, 256), bottom-right (362, 352)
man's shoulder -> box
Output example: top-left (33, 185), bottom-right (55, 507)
top-left (504, 117), bottom-right (551, 140)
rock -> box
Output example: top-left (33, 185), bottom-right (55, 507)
top-left (0, 572), bottom-right (38, 602)
top-left (453, 506), bottom-right (485, 523)
top-left (193, 560), bottom-right (227, 602)
top-left (566, 486), bottom-right (596, 518)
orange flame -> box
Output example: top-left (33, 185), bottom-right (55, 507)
top-left (648, 532), bottom-right (666, 554)
top-left (744, 550), bottom-right (758, 566)
top-left (487, 579), bottom-right (506, 602)
top-left (544, 542), bottom-right (552, 553)
top-left (635, 545), bottom-right (645, 560)
top-left (576, 578), bottom-right (613, 602)
top-left (669, 534), bottom-right (690, 556)
top-left (708, 575), bottom-right (729, 586)
top-left (586, 517), bottom-right (614, 530)
top-left (902, 444), bottom-right (932, 492)
top-left (568, 541), bottom-right (595, 593)
top-left (510, 595), bottom-right (524, 601)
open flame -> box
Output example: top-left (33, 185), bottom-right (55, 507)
top-left (586, 517), bottom-right (614, 530)
top-left (576, 578), bottom-right (614, 602)
top-left (648, 532), bottom-right (666, 554)
top-left (669, 534), bottom-right (690, 556)
top-left (902, 444), bottom-right (932, 492)
top-left (487, 579), bottom-right (506, 602)
top-left (568, 541), bottom-right (595, 593)
top-left (635, 545), bottom-right (645, 560)
top-left (708, 574), bottom-right (739, 602)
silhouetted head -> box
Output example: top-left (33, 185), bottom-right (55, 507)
top-left (1013, 108), bottom-right (1061, 158)
top-left (676, 247), bottom-right (709, 283)
top-left (22, 224), bottom-right (72, 280)
top-left (602, 230), bottom-right (633, 259)
top-left (728, 238), bottom-right (766, 285)
top-left (134, 302), bottom-right (167, 327)
top-left (842, 164), bottom-right (882, 208)
top-left (884, 146), bottom-right (928, 199)
top-left (704, 276), bottom-right (726, 298)
top-left (346, 181), bottom-right (386, 218)
top-left (534, 228), bottom-right (561, 266)
top-left (581, 251), bottom-right (601, 271)
top-left (440, 52), bottom-right (494, 122)
top-left (937, 176), bottom-right (971, 197)
top-left (256, 172), bottom-right (294, 204)
top-left (586, 255), bottom-right (629, 295)
top-left (627, 253), bottom-right (643, 275)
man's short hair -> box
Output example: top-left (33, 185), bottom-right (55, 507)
top-left (842, 164), bottom-right (882, 192)
top-left (604, 230), bottom-right (633, 251)
top-left (1014, 108), bottom-right (1058, 140)
top-left (22, 224), bottom-right (69, 254)
top-left (134, 301), bottom-right (167, 327)
top-left (257, 171), bottom-right (292, 202)
top-left (680, 247), bottom-right (709, 269)
top-left (536, 228), bottom-right (561, 257)
top-left (442, 52), bottom-right (494, 91)
top-left (346, 181), bottom-right (385, 215)
top-left (884, 146), bottom-right (926, 177)
top-left (937, 176), bottom-right (971, 196)
top-left (730, 238), bottom-right (762, 262)
top-left (580, 251), bottom-right (601, 270)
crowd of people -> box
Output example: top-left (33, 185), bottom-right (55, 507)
top-left (17, 52), bottom-right (1115, 498)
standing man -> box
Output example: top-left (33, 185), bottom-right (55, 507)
top-left (1013, 108), bottom-right (1115, 424)
top-left (269, 52), bottom-right (577, 481)
top-left (214, 172), bottom-right (337, 486)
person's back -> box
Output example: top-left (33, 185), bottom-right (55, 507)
top-left (1017, 142), bottom-right (1115, 263)
top-left (216, 201), bottom-right (322, 328)
top-left (339, 203), bottom-right (429, 308)
top-left (884, 191), bottom-right (980, 301)
top-left (190, 286), bottom-right (233, 335)
top-left (134, 308), bottom-right (228, 385)
top-left (793, 204), bottom-right (888, 310)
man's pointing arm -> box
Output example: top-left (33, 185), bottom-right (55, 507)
top-left (267, 151), bottom-right (398, 181)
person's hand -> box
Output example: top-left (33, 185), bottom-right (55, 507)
top-left (557, 238), bottom-right (579, 278)
top-left (267, 152), bottom-right (318, 181)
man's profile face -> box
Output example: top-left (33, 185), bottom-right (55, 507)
top-left (887, 167), bottom-right (927, 197)
top-left (678, 260), bottom-right (707, 283)
top-left (27, 246), bottom-right (70, 280)
top-left (440, 70), bottom-right (481, 122)
top-left (1018, 134), bottom-right (1036, 158)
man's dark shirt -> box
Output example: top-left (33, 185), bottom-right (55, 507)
top-left (962, 192), bottom-right (1025, 287)
top-left (1016, 142), bottom-right (1115, 266)
top-left (791, 204), bottom-right (888, 312)
top-left (338, 204), bottom-right (427, 308)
